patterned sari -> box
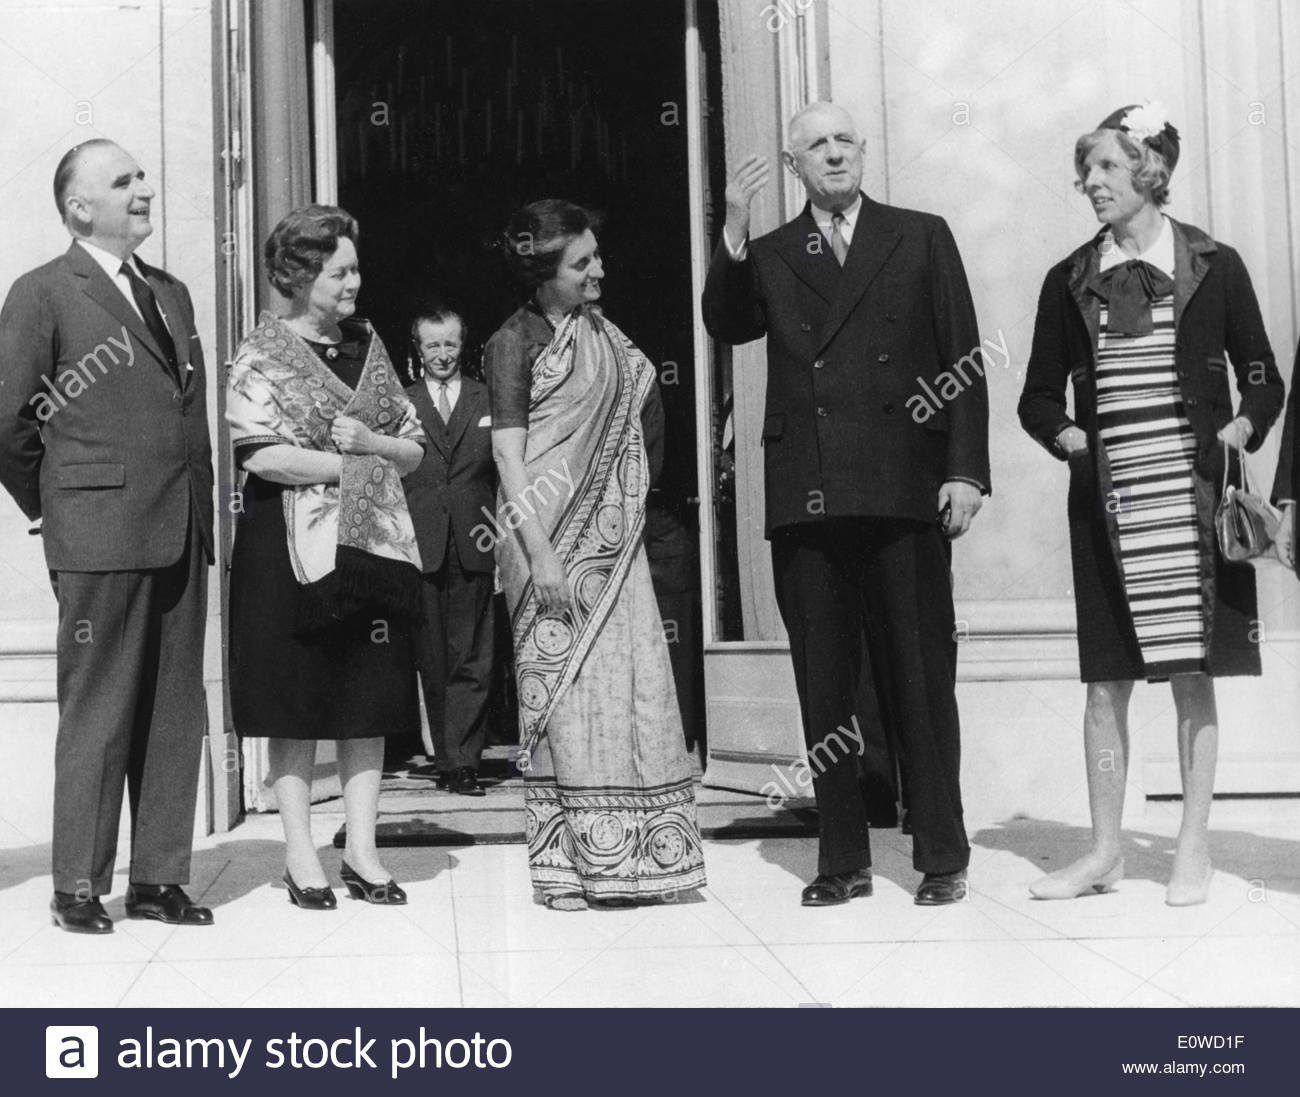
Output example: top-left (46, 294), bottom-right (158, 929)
top-left (497, 306), bottom-right (706, 901)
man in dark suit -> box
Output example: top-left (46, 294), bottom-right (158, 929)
top-left (0, 139), bottom-right (215, 933)
top-left (401, 305), bottom-right (496, 795)
top-left (703, 102), bottom-right (989, 907)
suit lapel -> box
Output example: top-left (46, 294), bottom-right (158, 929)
top-left (445, 379), bottom-right (481, 455)
top-left (1067, 233), bottom-right (1103, 356)
top-left (66, 243), bottom-right (170, 375)
top-left (817, 198), bottom-right (900, 353)
top-left (1169, 218), bottom-right (1216, 331)
top-left (773, 210), bottom-right (841, 306)
top-left (409, 381), bottom-right (449, 458)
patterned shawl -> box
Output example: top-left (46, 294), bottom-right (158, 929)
top-left (496, 306), bottom-right (656, 758)
top-left (227, 312), bottom-right (424, 632)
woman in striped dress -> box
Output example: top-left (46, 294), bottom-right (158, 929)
top-left (1018, 103), bottom-right (1283, 906)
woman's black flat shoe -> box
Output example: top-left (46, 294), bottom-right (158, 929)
top-left (340, 861), bottom-right (407, 905)
top-left (283, 870), bottom-right (337, 910)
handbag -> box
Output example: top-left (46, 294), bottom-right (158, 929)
top-left (1215, 439), bottom-right (1281, 563)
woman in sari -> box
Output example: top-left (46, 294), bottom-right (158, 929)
top-left (227, 205), bottom-right (425, 909)
top-left (485, 199), bottom-right (707, 911)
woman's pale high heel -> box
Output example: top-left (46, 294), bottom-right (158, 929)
top-left (1029, 858), bottom-right (1124, 900)
top-left (1165, 861), bottom-right (1212, 907)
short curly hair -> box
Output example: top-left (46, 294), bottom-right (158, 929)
top-left (264, 205), bottom-right (360, 299)
top-left (501, 199), bottom-right (602, 292)
top-left (1074, 128), bottom-right (1172, 207)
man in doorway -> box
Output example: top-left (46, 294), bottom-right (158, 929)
top-left (0, 139), bottom-right (215, 932)
top-left (401, 303), bottom-right (496, 795)
top-left (703, 102), bottom-right (989, 907)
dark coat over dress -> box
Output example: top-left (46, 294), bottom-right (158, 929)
top-left (1018, 218), bottom-right (1283, 682)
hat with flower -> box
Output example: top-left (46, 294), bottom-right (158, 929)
top-left (1098, 100), bottom-right (1180, 171)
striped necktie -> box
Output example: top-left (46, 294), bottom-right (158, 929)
top-left (830, 212), bottom-right (849, 266)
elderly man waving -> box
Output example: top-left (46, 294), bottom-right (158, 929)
top-left (703, 102), bottom-right (989, 908)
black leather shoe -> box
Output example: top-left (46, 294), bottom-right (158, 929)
top-left (340, 861), bottom-right (408, 905)
top-left (283, 871), bottom-right (337, 911)
top-left (50, 892), bottom-right (113, 934)
top-left (433, 769), bottom-right (452, 790)
top-left (914, 869), bottom-right (968, 906)
top-left (448, 766), bottom-right (484, 796)
top-left (800, 869), bottom-right (874, 907)
top-left (126, 884), bottom-right (214, 925)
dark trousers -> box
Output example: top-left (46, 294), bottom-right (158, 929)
top-left (51, 526), bottom-right (208, 896)
top-left (771, 518), bottom-right (968, 877)
top-left (415, 542), bottom-right (494, 772)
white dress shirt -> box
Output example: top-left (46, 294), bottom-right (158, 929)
top-left (425, 374), bottom-right (461, 415)
top-left (1098, 214), bottom-right (1175, 277)
top-left (724, 193), bottom-right (864, 261)
top-left (75, 239), bottom-right (167, 327)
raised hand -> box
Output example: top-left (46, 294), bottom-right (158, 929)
top-left (725, 154), bottom-right (770, 245)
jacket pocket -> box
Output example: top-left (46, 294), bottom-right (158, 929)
top-left (55, 463), bottom-right (125, 489)
top-left (761, 412), bottom-right (784, 446)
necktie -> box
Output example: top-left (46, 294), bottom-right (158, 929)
top-left (121, 262), bottom-right (179, 380)
top-left (437, 382), bottom-right (451, 424)
top-left (830, 212), bottom-right (849, 266)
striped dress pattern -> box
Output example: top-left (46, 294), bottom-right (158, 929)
top-left (1095, 296), bottom-right (1207, 679)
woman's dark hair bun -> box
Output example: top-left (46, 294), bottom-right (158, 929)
top-left (499, 199), bottom-right (600, 292)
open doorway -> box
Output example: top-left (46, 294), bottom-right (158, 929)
top-left (324, 0), bottom-right (721, 757)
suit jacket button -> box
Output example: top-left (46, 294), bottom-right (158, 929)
top-left (885, 313), bottom-right (897, 322)
top-left (1186, 397), bottom-right (1199, 408)
top-left (813, 359), bottom-right (825, 369)
top-left (883, 403), bottom-right (895, 414)
top-left (816, 405), bottom-right (828, 417)
top-left (801, 322), bottom-right (812, 333)
top-left (877, 353), bottom-right (890, 363)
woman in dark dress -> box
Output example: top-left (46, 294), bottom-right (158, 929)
top-left (1018, 104), bottom-right (1283, 906)
top-left (227, 206), bottom-right (426, 909)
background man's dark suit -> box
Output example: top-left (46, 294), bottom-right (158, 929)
top-left (0, 241), bottom-right (214, 897)
top-left (703, 195), bottom-right (989, 883)
top-left (402, 376), bottom-right (496, 775)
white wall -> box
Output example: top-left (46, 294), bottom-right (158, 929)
top-left (0, 0), bottom-right (224, 811)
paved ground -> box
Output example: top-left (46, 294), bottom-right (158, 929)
top-left (1, 704), bottom-right (1297, 1007)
